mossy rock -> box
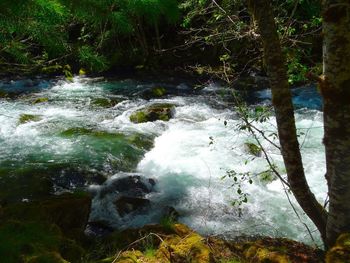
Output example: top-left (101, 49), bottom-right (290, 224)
top-left (244, 245), bottom-right (290, 263)
top-left (2, 193), bottom-right (91, 238)
top-left (237, 237), bottom-right (322, 263)
top-left (33, 97), bottom-right (49, 104)
top-left (326, 233), bottom-right (350, 263)
top-left (258, 171), bottom-right (277, 183)
top-left (130, 104), bottom-right (175, 123)
top-left (157, 231), bottom-right (212, 262)
top-left (60, 127), bottom-right (97, 137)
top-left (151, 86), bottom-right (167, 97)
top-left (0, 221), bottom-right (67, 263)
top-left (25, 251), bottom-right (68, 263)
top-left (91, 97), bottom-right (122, 108)
top-left (0, 90), bottom-right (9, 98)
top-left (126, 133), bottom-right (154, 151)
top-left (244, 142), bottom-right (262, 157)
top-left (19, 114), bottom-right (42, 124)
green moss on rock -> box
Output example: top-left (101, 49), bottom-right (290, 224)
top-left (151, 87), bottom-right (167, 97)
top-left (33, 97), bottom-right (49, 104)
top-left (326, 233), bottom-right (350, 263)
top-left (19, 114), bottom-right (42, 124)
top-left (0, 90), bottom-right (9, 98)
top-left (244, 142), bottom-right (262, 157)
top-left (91, 97), bottom-right (121, 108)
top-left (130, 104), bottom-right (175, 123)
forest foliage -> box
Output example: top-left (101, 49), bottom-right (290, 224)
top-left (0, 0), bottom-right (322, 84)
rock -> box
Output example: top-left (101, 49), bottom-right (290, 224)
top-left (99, 175), bottom-right (155, 199)
top-left (32, 97), bottom-right (49, 104)
top-left (126, 133), bottom-right (154, 151)
top-left (115, 196), bottom-right (150, 217)
top-left (151, 86), bottom-right (167, 97)
top-left (0, 220), bottom-right (81, 263)
top-left (244, 142), bottom-right (262, 157)
top-left (138, 86), bottom-right (168, 99)
top-left (85, 221), bottom-right (115, 237)
top-left (130, 103), bottom-right (175, 123)
top-left (91, 97), bottom-right (122, 108)
top-left (18, 114), bottom-right (42, 124)
top-left (2, 193), bottom-right (91, 237)
top-left (326, 233), bottom-right (350, 263)
top-left (25, 251), bottom-right (68, 263)
top-left (156, 224), bottom-right (212, 263)
top-left (0, 90), bottom-right (9, 98)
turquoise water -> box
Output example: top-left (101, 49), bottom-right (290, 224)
top-left (0, 77), bottom-right (326, 245)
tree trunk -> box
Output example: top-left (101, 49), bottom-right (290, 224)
top-left (247, 0), bottom-right (328, 242)
top-left (322, 0), bottom-right (350, 247)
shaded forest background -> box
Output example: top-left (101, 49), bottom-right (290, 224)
top-left (0, 0), bottom-right (322, 85)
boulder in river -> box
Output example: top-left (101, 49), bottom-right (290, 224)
top-left (244, 142), bottom-right (262, 157)
top-left (115, 196), bottom-right (150, 217)
top-left (32, 97), bottom-right (49, 104)
top-left (18, 114), bottom-right (42, 124)
top-left (91, 97), bottom-right (122, 108)
top-left (130, 103), bottom-right (175, 123)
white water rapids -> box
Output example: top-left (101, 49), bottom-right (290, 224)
top-left (0, 77), bottom-right (326, 245)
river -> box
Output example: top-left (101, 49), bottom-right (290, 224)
top-left (0, 76), bottom-right (326, 246)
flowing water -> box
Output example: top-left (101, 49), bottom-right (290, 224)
top-left (0, 76), bottom-right (326, 245)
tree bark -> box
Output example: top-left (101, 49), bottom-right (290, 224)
top-left (247, 0), bottom-right (328, 242)
top-left (322, 0), bottom-right (350, 247)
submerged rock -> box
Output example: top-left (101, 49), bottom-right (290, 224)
top-left (18, 114), bottom-right (42, 124)
top-left (59, 129), bottom-right (153, 172)
top-left (130, 103), bottom-right (175, 123)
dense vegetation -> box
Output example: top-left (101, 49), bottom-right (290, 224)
top-left (0, 0), bottom-right (322, 84)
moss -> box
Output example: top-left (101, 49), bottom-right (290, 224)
top-left (0, 221), bottom-right (62, 263)
top-left (157, 232), bottom-right (211, 262)
top-left (33, 97), bottom-right (49, 104)
top-left (129, 111), bottom-right (148, 123)
top-left (0, 90), bottom-right (9, 98)
top-left (244, 246), bottom-right (290, 263)
top-left (326, 233), bottom-right (350, 263)
top-left (2, 194), bottom-right (91, 238)
top-left (19, 114), bottom-right (42, 124)
top-left (129, 104), bottom-right (175, 123)
top-left (151, 86), bottom-right (167, 97)
top-left (126, 133), bottom-right (154, 151)
top-left (117, 250), bottom-right (144, 262)
top-left (79, 68), bottom-right (87, 75)
top-left (92, 98), bottom-right (120, 108)
top-left (25, 252), bottom-right (68, 263)
top-left (41, 65), bottom-right (63, 75)
top-left (244, 142), bottom-right (262, 157)
top-left (258, 171), bottom-right (277, 183)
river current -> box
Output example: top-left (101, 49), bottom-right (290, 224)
top-left (0, 76), bottom-right (326, 245)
